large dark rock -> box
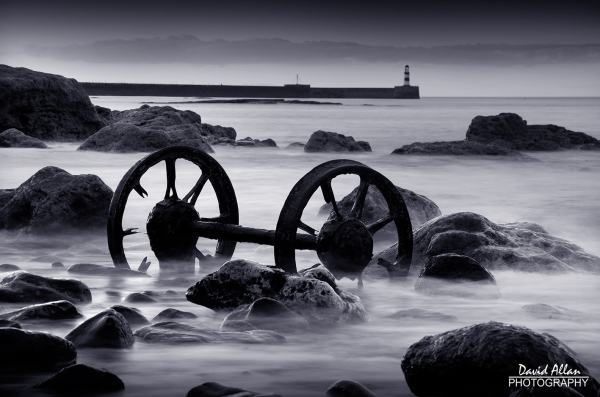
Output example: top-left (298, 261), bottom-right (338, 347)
top-left (466, 113), bottom-right (599, 151)
top-left (65, 309), bottom-right (134, 348)
top-left (121, 292), bottom-right (158, 304)
top-left (67, 263), bottom-right (149, 278)
top-left (0, 65), bottom-right (104, 141)
top-left (109, 305), bottom-right (150, 327)
top-left (0, 128), bottom-right (48, 148)
top-left (0, 327), bottom-right (76, 369)
top-left (222, 297), bottom-right (309, 333)
top-left (326, 380), bottom-right (377, 397)
top-left (236, 137), bottom-right (278, 148)
top-left (0, 166), bottom-right (113, 234)
top-left (0, 300), bottom-right (82, 321)
top-left (77, 104), bottom-right (235, 153)
top-left (317, 184), bottom-right (441, 241)
top-left (304, 130), bottom-right (370, 153)
top-left (187, 382), bottom-right (282, 397)
top-left (134, 321), bottom-right (285, 344)
top-left (414, 254), bottom-right (501, 299)
top-left (391, 139), bottom-right (536, 160)
top-left (34, 364), bottom-right (125, 391)
top-left (0, 271), bottom-right (92, 304)
top-left (401, 321), bottom-right (600, 397)
top-left (186, 260), bottom-right (367, 325)
top-left (369, 213), bottom-right (600, 277)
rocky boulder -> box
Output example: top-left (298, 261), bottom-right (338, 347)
top-left (65, 309), bottom-right (134, 348)
top-left (401, 321), bottom-right (600, 397)
top-left (0, 327), bottom-right (76, 369)
top-left (304, 130), bottom-right (371, 153)
top-left (152, 308), bottom-right (197, 322)
top-left (199, 123), bottom-right (237, 144)
top-left (285, 142), bottom-right (306, 150)
top-left (391, 140), bottom-right (536, 160)
top-left (0, 271), bottom-right (92, 304)
top-left (186, 260), bottom-right (367, 325)
top-left (109, 305), bottom-right (150, 327)
top-left (134, 321), bottom-right (285, 344)
top-left (236, 137), bottom-right (278, 148)
top-left (34, 364), bottom-right (125, 391)
top-left (414, 254), bottom-right (501, 299)
top-left (121, 292), bottom-right (158, 304)
top-left (0, 166), bottom-right (113, 234)
top-left (222, 297), bottom-right (309, 333)
top-left (521, 303), bottom-right (590, 322)
top-left (0, 264), bottom-right (21, 272)
top-left (0, 128), bottom-right (48, 148)
top-left (0, 65), bottom-right (104, 141)
top-left (466, 113), bottom-right (599, 151)
top-left (368, 212), bottom-right (600, 278)
top-left (0, 300), bottom-right (82, 321)
top-left (386, 308), bottom-right (457, 322)
top-left (317, 185), bottom-right (441, 241)
top-left (187, 382), bottom-right (282, 397)
top-left (326, 380), bottom-right (377, 397)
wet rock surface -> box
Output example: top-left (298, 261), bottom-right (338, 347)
top-left (34, 363), bottom-right (125, 391)
top-left (222, 297), bottom-right (310, 334)
top-left (0, 65), bottom-right (104, 141)
top-left (0, 300), bottom-right (82, 321)
top-left (187, 382), bottom-right (283, 397)
top-left (65, 308), bottom-right (134, 348)
top-left (369, 212), bottom-right (600, 277)
top-left (134, 321), bottom-right (285, 344)
top-left (121, 292), bottom-right (159, 304)
top-left (318, 185), bottom-right (441, 241)
top-left (186, 260), bottom-right (368, 325)
top-left (304, 130), bottom-right (371, 153)
top-left (386, 308), bottom-right (457, 322)
top-left (0, 166), bottom-right (113, 234)
top-left (109, 305), bottom-right (150, 327)
top-left (466, 113), bottom-right (599, 151)
top-left (0, 327), bottom-right (77, 369)
top-left (391, 140), bottom-right (535, 160)
top-left (0, 128), bottom-right (48, 148)
top-left (236, 137), bottom-right (278, 148)
top-left (67, 263), bottom-right (149, 277)
top-left (326, 379), bottom-right (377, 397)
top-left (78, 104), bottom-right (236, 153)
top-left (414, 254), bottom-right (502, 299)
top-left (152, 308), bottom-right (197, 322)
top-left (0, 271), bottom-right (92, 304)
top-left (401, 321), bottom-right (600, 397)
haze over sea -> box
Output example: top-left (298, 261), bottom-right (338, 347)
top-left (1, 96), bottom-right (599, 396)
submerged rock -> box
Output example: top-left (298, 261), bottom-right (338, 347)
top-left (0, 65), bottom-right (104, 141)
top-left (222, 297), bottom-right (309, 334)
top-left (401, 321), bottom-right (600, 397)
top-left (0, 300), bottom-right (82, 321)
top-left (67, 263), bottom-right (149, 278)
top-left (65, 309), bottom-right (134, 348)
top-left (134, 321), bottom-right (285, 344)
top-left (391, 140), bottom-right (535, 160)
top-left (466, 113), bottom-right (599, 151)
top-left (186, 260), bottom-right (367, 325)
top-left (285, 142), bottom-right (306, 150)
top-left (386, 308), bottom-right (457, 322)
top-left (34, 364), bottom-right (125, 391)
top-left (317, 184), bottom-right (441, 241)
top-left (414, 254), bottom-right (501, 299)
top-left (0, 128), bottom-right (48, 148)
top-left (236, 137), bottom-right (278, 148)
top-left (369, 212), bottom-right (600, 277)
top-left (326, 380), bottom-right (377, 397)
top-left (0, 328), bottom-right (76, 369)
top-left (109, 305), bottom-right (150, 327)
top-left (0, 166), bottom-right (113, 234)
top-left (0, 271), bottom-right (92, 304)
top-left (304, 130), bottom-right (371, 153)
top-left (0, 264), bottom-right (21, 272)
top-left (187, 382), bottom-right (282, 397)
top-left (121, 292), bottom-right (158, 304)
top-left (152, 308), bottom-right (197, 322)
top-left (521, 303), bottom-right (591, 322)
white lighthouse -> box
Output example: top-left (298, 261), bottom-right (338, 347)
top-left (404, 65), bottom-right (410, 86)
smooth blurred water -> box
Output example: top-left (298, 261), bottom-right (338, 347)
top-left (0, 96), bottom-right (599, 396)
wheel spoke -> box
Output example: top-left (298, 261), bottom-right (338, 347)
top-left (349, 178), bottom-right (370, 219)
top-left (133, 182), bottom-right (148, 198)
top-left (298, 220), bottom-right (318, 236)
top-left (183, 170), bottom-right (210, 205)
top-left (164, 158), bottom-right (178, 199)
top-left (199, 215), bottom-right (229, 224)
top-left (320, 180), bottom-right (342, 219)
top-left (367, 215), bottom-right (394, 235)
top-left (122, 227), bottom-right (139, 237)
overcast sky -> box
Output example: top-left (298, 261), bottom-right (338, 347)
top-left (1, 0), bottom-right (599, 96)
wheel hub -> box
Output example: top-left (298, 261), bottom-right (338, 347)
top-left (146, 198), bottom-right (200, 270)
top-left (316, 217), bottom-right (373, 280)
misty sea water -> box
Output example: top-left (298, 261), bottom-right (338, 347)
top-left (0, 96), bottom-right (599, 396)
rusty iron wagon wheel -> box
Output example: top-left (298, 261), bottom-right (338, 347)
top-left (107, 146), bottom-right (239, 271)
top-left (274, 159), bottom-right (413, 280)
